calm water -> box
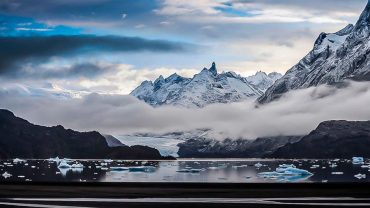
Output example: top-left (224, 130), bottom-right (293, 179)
top-left (1, 159), bottom-right (369, 183)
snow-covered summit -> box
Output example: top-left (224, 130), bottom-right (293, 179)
top-left (259, 1), bottom-right (370, 103)
top-left (246, 71), bottom-right (282, 92)
top-left (131, 62), bottom-right (279, 108)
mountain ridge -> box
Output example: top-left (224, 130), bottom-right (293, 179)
top-left (131, 62), bottom-right (281, 107)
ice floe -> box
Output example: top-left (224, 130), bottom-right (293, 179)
top-left (129, 166), bottom-right (156, 173)
top-left (176, 169), bottom-right (202, 173)
top-left (2, 172), bottom-right (12, 178)
top-left (110, 167), bottom-right (129, 171)
top-left (254, 162), bottom-right (264, 168)
top-left (331, 172), bottom-right (344, 175)
top-left (354, 173), bottom-right (366, 179)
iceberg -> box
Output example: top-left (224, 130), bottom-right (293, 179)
top-left (57, 160), bottom-right (71, 169)
top-left (258, 164), bottom-right (313, 182)
top-left (352, 157), bottom-right (364, 165)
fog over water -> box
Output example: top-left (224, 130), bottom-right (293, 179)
top-left (1, 81), bottom-right (370, 140)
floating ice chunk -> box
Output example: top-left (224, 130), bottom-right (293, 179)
top-left (13, 158), bottom-right (25, 163)
top-left (254, 163), bottom-right (263, 168)
top-left (129, 166), bottom-right (155, 172)
top-left (176, 169), bottom-right (202, 173)
top-left (232, 165), bottom-right (248, 169)
top-left (354, 173), bottom-right (366, 179)
top-left (331, 172), bottom-right (344, 175)
top-left (361, 165), bottom-right (370, 169)
top-left (71, 163), bottom-right (84, 169)
top-left (47, 157), bottom-right (61, 164)
top-left (2, 172), bottom-right (12, 178)
top-left (329, 163), bottom-right (338, 168)
top-left (352, 157), bottom-right (364, 165)
top-left (17, 175), bottom-right (25, 178)
top-left (110, 167), bottom-right (129, 171)
top-left (104, 159), bottom-right (113, 163)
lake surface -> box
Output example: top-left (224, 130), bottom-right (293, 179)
top-left (1, 158), bottom-right (369, 183)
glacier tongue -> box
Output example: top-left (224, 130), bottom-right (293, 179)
top-left (131, 62), bottom-right (279, 108)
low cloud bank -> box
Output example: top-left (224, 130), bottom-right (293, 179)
top-left (1, 81), bottom-right (370, 139)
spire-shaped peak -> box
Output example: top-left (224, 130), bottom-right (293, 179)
top-left (354, 0), bottom-right (370, 31)
top-left (209, 62), bottom-right (217, 76)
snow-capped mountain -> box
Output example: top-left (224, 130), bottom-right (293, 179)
top-left (259, 1), bottom-right (370, 103)
top-left (131, 62), bottom-right (278, 108)
top-left (246, 71), bottom-right (282, 92)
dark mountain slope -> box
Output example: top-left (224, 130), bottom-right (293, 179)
top-left (0, 109), bottom-right (170, 159)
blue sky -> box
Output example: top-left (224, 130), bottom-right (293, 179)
top-left (0, 0), bottom-right (367, 95)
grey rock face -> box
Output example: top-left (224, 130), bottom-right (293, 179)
top-left (270, 120), bottom-right (370, 159)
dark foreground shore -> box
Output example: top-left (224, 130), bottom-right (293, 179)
top-left (0, 182), bottom-right (370, 207)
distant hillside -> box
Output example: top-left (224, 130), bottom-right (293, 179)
top-left (270, 120), bottom-right (370, 159)
top-left (0, 109), bottom-right (172, 160)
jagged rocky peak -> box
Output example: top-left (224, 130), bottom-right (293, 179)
top-left (130, 62), bottom-right (268, 108)
top-left (200, 62), bottom-right (218, 76)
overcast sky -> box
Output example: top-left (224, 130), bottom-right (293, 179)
top-left (0, 0), bottom-right (367, 95)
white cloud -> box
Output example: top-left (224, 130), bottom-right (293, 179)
top-left (16, 27), bottom-right (53, 31)
top-left (155, 0), bottom-right (354, 24)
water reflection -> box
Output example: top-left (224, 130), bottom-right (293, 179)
top-left (0, 159), bottom-right (370, 183)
